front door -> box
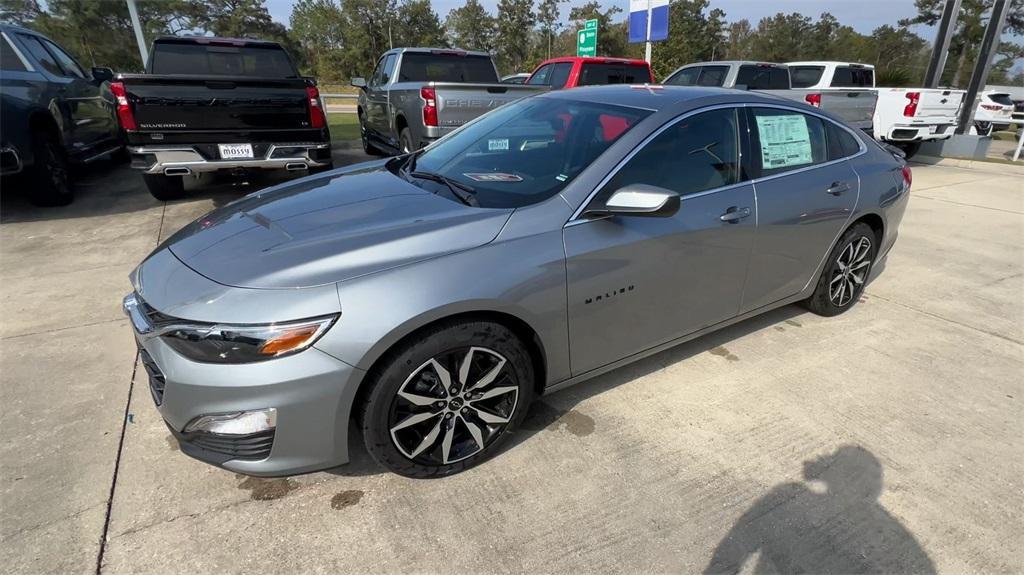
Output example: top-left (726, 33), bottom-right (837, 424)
top-left (740, 106), bottom-right (859, 312)
top-left (366, 54), bottom-right (396, 146)
top-left (564, 107), bottom-right (756, 376)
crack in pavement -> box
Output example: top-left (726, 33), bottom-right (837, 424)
top-left (867, 292), bottom-right (1023, 346)
top-left (94, 201), bottom-right (166, 575)
top-left (2, 318), bottom-right (125, 341)
top-left (1, 503), bottom-right (106, 542)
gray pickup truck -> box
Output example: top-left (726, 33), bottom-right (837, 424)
top-left (663, 61), bottom-right (878, 134)
top-left (352, 48), bottom-right (545, 155)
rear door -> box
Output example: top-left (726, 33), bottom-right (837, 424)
top-left (741, 106), bottom-right (858, 313)
top-left (365, 53), bottom-right (396, 138)
top-left (564, 106), bottom-right (755, 375)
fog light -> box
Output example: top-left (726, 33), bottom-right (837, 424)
top-left (183, 408), bottom-right (276, 436)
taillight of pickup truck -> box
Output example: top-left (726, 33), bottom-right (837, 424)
top-left (903, 92), bottom-right (920, 117)
top-left (109, 81), bottom-right (136, 130)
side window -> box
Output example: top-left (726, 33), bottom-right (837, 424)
top-left (601, 108), bottom-right (742, 201)
top-left (665, 67), bottom-right (699, 86)
top-left (547, 62), bottom-right (572, 88)
top-left (18, 34), bottom-right (62, 77)
top-left (749, 107), bottom-right (827, 176)
top-left (369, 56), bottom-right (386, 86)
top-left (736, 65), bottom-right (789, 90)
top-left (379, 54), bottom-right (397, 84)
top-left (697, 66), bottom-right (728, 87)
top-left (527, 63), bottom-right (553, 85)
top-left (2, 35), bottom-right (27, 71)
top-left (830, 67), bottom-right (873, 88)
top-left (41, 39), bottom-right (85, 79)
top-left (826, 121), bottom-right (862, 160)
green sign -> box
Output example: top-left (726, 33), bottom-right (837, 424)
top-left (577, 19), bottom-right (598, 57)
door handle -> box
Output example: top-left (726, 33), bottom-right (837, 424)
top-left (827, 181), bottom-right (850, 195)
top-left (719, 206), bottom-right (751, 223)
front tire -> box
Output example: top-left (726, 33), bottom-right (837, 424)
top-left (804, 222), bottom-right (877, 317)
top-left (142, 173), bottom-right (185, 201)
top-left (360, 321), bottom-right (535, 478)
top-left (28, 129), bottom-right (73, 207)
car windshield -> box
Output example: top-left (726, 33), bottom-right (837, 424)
top-left (403, 97), bottom-right (651, 209)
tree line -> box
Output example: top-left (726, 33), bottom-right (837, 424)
top-left (1, 0), bottom-right (1021, 87)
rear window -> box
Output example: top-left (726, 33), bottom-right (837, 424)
top-left (397, 53), bottom-right (498, 83)
top-left (989, 93), bottom-right (1014, 106)
top-left (790, 66), bottom-right (824, 88)
top-left (577, 63), bottom-right (652, 86)
top-left (736, 65), bottom-right (789, 90)
top-left (830, 66), bottom-right (874, 88)
top-left (150, 42), bottom-right (297, 77)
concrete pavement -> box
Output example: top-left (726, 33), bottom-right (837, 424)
top-left (1, 154), bottom-right (1021, 574)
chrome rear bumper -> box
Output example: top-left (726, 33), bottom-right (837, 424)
top-left (129, 143), bottom-right (332, 175)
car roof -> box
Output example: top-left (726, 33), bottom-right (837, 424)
top-left (678, 61), bottom-right (786, 68)
top-left (0, 24), bottom-right (43, 36)
top-left (154, 36), bottom-right (283, 47)
top-left (540, 84), bottom-right (791, 111)
top-left (788, 61), bottom-right (875, 69)
top-left (384, 47), bottom-right (492, 58)
top-left (539, 56), bottom-right (649, 65)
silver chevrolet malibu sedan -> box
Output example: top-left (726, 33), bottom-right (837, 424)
top-left (124, 86), bottom-right (910, 478)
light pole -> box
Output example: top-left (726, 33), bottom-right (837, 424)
top-left (126, 0), bottom-right (148, 68)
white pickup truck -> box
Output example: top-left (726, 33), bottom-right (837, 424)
top-left (787, 61), bottom-right (965, 157)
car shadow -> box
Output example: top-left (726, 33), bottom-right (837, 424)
top-left (703, 445), bottom-right (935, 574)
top-left (328, 303), bottom-right (810, 478)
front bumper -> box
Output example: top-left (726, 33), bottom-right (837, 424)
top-left (125, 295), bottom-right (365, 477)
top-left (129, 142), bottom-right (332, 175)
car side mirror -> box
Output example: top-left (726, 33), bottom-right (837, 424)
top-left (585, 184), bottom-right (680, 218)
top-left (350, 77), bottom-right (367, 90)
top-left (91, 66), bottom-right (114, 84)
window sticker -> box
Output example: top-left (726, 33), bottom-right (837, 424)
top-left (487, 138), bottom-right (510, 151)
top-left (755, 114), bottom-right (813, 169)
top-left (463, 173), bottom-right (523, 182)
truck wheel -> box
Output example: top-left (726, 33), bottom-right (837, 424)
top-left (142, 173), bottom-right (185, 202)
top-left (399, 127), bottom-right (415, 155)
top-left (358, 114), bottom-right (383, 156)
top-left (28, 129), bottom-right (73, 207)
top-left (897, 142), bottom-right (921, 159)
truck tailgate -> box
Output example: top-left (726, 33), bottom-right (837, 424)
top-left (121, 75), bottom-right (313, 132)
top-left (433, 83), bottom-right (546, 129)
top-left (914, 89), bottom-right (964, 120)
top-left (818, 90), bottom-right (878, 130)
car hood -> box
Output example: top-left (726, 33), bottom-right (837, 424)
top-left (165, 166), bottom-right (514, 289)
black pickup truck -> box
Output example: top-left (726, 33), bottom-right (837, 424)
top-left (116, 36), bottom-right (332, 200)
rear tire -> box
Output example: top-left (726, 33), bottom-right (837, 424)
top-left (142, 173), bottom-right (185, 201)
top-left (897, 141), bottom-right (921, 159)
top-left (28, 129), bottom-right (73, 207)
top-left (399, 127), bottom-right (414, 155)
top-left (360, 320), bottom-right (535, 478)
top-left (803, 222), bottom-right (877, 317)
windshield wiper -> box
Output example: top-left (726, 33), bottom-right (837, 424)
top-left (409, 170), bottom-right (477, 206)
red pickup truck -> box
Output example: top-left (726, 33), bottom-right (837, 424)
top-left (525, 56), bottom-right (654, 89)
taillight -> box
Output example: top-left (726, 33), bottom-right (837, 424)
top-left (980, 104), bottom-right (1003, 111)
top-left (421, 86), bottom-right (437, 127)
top-left (109, 81), bottom-right (136, 131)
top-left (901, 165), bottom-right (912, 190)
top-left (305, 86), bottom-right (326, 129)
top-left (903, 92), bottom-right (920, 117)
top-left (804, 93), bottom-right (821, 108)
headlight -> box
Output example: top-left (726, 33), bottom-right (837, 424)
top-left (161, 315), bottom-right (337, 364)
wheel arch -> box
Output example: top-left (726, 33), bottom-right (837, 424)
top-left (349, 308), bottom-right (549, 424)
top-left (851, 212), bottom-right (885, 246)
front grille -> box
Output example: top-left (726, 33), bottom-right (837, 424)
top-left (138, 348), bottom-right (166, 406)
top-left (186, 429), bottom-right (275, 461)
